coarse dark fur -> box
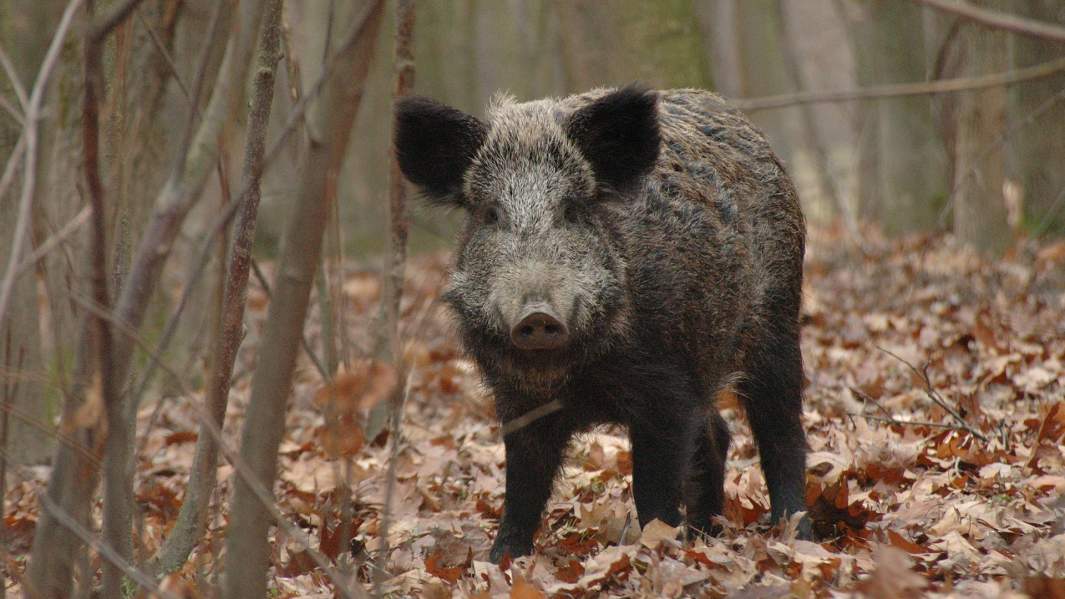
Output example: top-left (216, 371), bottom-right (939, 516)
top-left (395, 86), bottom-right (808, 562)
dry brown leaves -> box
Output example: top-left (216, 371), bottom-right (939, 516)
top-left (4, 233), bottom-right (1065, 598)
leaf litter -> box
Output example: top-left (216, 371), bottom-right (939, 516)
top-left (3, 229), bottom-right (1065, 597)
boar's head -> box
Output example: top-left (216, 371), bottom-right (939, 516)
top-left (395, 86), bottom-right (660, 382)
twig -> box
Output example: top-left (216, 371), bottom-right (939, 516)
top-left (910, 0), bottom-right (1065, 44)
top-left (0, 44), bottom-right (28, 110)
top-left (733, 54), bottom-right (1065, 112)
top-left (171, 0), bottom-right (230, 172)
top-left (368, 0), bottom-right (416, 443)
top-left (854, 413), bottom-right (962, 431)
top-left (501, 399), bottom-right (564, 437)
top-left (0, 134), bottom-right (25, 205)
top-left (876, 346), bottom-right (989, 441)
top-left (39, 495), bottom-right (179, 599)
top-left (89, 0), bottom-right (150, 42)
top-left (27, 0), bottom-right (248, 594)
top-left (0, 0), bottom-right (84, 336)
top-left (0, 399), bottom-right (99, 466)
top-left (132, 0), bottom-right (400, 404)
top-left (0, 94), bottom-right (23, 126)
top-left (15, 206), bottom-right (92, 277)
top-left (250, 258), bottom-right (331, 380)
top-left (135, 10), bottom-right (193, 105)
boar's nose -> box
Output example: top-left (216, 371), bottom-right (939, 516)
top-left (510, 304), bottom-right (570, 350)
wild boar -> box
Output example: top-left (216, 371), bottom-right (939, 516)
top-left (394, 86), bottom-right (808, 562)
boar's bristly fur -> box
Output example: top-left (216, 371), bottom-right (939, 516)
top-left (395, 86), bottom-right (809, 562)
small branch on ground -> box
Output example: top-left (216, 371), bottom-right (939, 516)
top-left (876, 346), bottom-right (989, 441)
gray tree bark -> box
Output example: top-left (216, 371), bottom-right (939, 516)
top-left (1009, 0), bottom-right (1065, 233)
top-left (865, 0), bottom-right (948, 234)
top-left (953, 2), bottom-right (1012, 253)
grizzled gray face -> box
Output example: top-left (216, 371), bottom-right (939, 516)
top-left (395, 87), bottom-right (660, 373)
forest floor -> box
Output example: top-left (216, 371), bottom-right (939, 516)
top-left (5, 226), bottom-right (1065, 598)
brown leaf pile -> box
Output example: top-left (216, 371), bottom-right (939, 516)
top-left (4, 230), bottom-right (1064, 598)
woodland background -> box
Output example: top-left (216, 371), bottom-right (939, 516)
top-left (1, 1), bottom-right (1064, 597)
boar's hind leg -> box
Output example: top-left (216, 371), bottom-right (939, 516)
top-left (489, 416), bottom-right (571, 563)
top-left (740, 331), bottom-right (810, 537)
top-left (685, 410), bottom-right (730, 536)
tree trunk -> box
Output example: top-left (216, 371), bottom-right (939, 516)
top-left (953, 1), bottom-right (1011, 253)
top-left (221, 3), bottom-right (385, 597)
top-left (1009, 0), bottom-right (1065, 234)
top-left (733, 0), bottom-right (800, 164)
top-left (866, 0), bottom-right (948, 234)
top-left (696, 0), bottom-right (741, 98)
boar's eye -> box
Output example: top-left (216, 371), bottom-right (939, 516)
top-left (483, 204), bottom-right (502, 225)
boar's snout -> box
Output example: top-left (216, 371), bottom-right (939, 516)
top-left (510, 303), bottom-right (570, 351)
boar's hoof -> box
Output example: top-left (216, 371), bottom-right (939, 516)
top-left (488, 535), bottom-right (534, 564)
top-left (510, 306), bottom-right (569, 351)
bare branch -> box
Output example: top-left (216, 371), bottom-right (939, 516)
top-left (147, 0), bottom-right (285, 576)
top-left (911, 0), bottom-right (1065, 44)
top-left (734, 54), bottom-right (1065, 112)
top-left (135, 10), bottom-right (193, 105)
top-left (0, 134), bottom-right (25, 205)
top-left (0, 44), bottom-right (29, 110)
top-left (89, 0), bottom-right (150, 42)
top-left (0, 94), bottom-right (23, 126)
top-left (15, 206), bottom-right (91, 277)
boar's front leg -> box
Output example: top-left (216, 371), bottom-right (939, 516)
top-left (489, 412), bottom-right (571, 563)
top-left (628, 399), bottom-right (701, 530)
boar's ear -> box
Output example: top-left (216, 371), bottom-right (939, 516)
top-left (566, 85), bottom-right (660, 193)
top-left (394, 96), bottom-right (487, 207)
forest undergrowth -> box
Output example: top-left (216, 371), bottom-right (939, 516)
top-left (5, 225), bottom-right (1065, 598)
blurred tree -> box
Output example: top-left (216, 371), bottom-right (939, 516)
top-left (954, 1), bottom-right (1012, 253)
top-left (696, 0), bottom-right (741, 97)
top-left (0, 0), bottom-right (61, 466)
top-left (733, 0), bottom-right (799, 163)
top-left (857, 0), bottom-right (948, 234)
top-left (1010, 0), bottom-right (1065, 234)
